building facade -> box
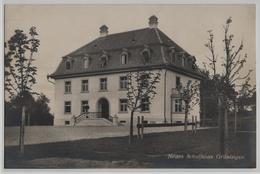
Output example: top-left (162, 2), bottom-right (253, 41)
top-left (49, 16), bottom-right (203, 126)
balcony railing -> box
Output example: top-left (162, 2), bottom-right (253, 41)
top-left (172, 88), bottom-right (180, 97)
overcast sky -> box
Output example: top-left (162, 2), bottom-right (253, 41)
top-left (5, 4), bottom-right (255, 112)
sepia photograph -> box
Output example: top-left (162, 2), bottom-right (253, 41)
top-left (2, 2), bottom-right (257, 170)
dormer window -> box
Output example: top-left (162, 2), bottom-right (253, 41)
top-left (121, 53), bottom-right (128, 64)
top-left (100, 52), bottom-right (108, 68)
top-left (182, 57), bottom-right (185, 67)
top-left (169, 47), bottom-right (176, 63)
top-left (65, 60), bottom-right (71, 70)
top-left (141, 46), bottom-right (151, 64)
top-left (83, 54), bottom-right (90, 69)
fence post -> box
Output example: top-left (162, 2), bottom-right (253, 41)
top-left (137, 116), bottom-right (140, 139)
top-left (191, 116), bottom-right (195, 133)
top-left (195, 116), bottom-right (197, 134)
top-left (141, 116), bottom-right (144, 139)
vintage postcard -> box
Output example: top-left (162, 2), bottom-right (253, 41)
top-left (3, 3), bottom-right (257, 170)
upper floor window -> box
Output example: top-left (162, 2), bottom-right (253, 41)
top-left (141, 97), bottom-right (150, 112)
top-left (100, 78), bottom-right (107, 91)
top-left (140, 74), bottom-right (149, 88)
top-left (64, 101), bottom-right (71, 113)
top-left (81, 80), bottom-right (88, 92)
top-left (175, 99), bottom-right (182, 112)
top-left (121, 53), bottom-right (128, 65)
top-left (119, 99), bottom-right (128, 112)
top-left (81, 100), bottom-right (89, 113)
top-left (64, 81), bottom-right (71, 93)
top-left (65, 60), bottom-right (71, 70)
top-left (119, 76), bottom-right (128, 90)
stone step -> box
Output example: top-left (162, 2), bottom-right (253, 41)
top-left (75, 118), bottom-right (114, 126)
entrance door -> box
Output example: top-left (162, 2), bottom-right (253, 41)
top-left (98, 98), bottom-right (109, 119)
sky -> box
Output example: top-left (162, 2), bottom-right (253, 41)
top-left (4, 4), bottom-right (256, 112)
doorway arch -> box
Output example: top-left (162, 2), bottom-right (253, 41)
top-left (97, 98), bottom-right (110, 119)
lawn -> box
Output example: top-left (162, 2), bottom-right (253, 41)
top-left (4, 129), bottom-right (256, 168)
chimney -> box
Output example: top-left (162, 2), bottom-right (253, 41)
top-left (149, 15), bottom-right (158, 28)
top-left (99, 25), bottom-right (108, 37)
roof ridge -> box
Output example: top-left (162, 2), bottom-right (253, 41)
top-left (100, 27), bottom-right (150, 37)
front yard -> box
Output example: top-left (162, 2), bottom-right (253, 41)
top-left (5, 129), bottom-right (256, 168)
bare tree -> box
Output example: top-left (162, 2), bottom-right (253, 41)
top-left (177, 80), bottom-right (200, 131)
top-left (4, 27), bottom-right (40, 156)
top-left (204, 17), bottom-right (252, 154)
top-left (126, 70), bottom-right (161, 144)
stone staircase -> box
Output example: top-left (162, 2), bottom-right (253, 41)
top-left (72, 112), bottom-right (115, 126)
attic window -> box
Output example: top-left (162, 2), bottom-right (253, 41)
top-left (141, 47), bottom-right (151, 64)
top-left (100, 54), bottom-right (108, 68)
top-left (121, 53), bottom-right (128, 65)
top-left (83, 55), bottom-right (90, 69)
top-left (182, 57), bottom-right (185, 67)
top-left (65, 60), bottom-right (71, 70)
top-left (169, 47), bottom-right (176, 63)
top-left (121, 49), bottom-right (129, 65)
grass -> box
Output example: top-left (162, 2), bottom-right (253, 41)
top-left (4, 129), bottom-right (256, 168)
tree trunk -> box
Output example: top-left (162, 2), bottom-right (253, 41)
top-left (224, 106), bottom-right (229, 154)
top-left (184, 103), bottom-right (188, 132)
top-left (19, 105), bottom-right (26, 156)
top-left (129, 110), bottom-right (134, 144)
top-left (218, 95), bottom-right (225, 154)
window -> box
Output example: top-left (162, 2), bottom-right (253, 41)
top-left (141, 97), bottom-right (150, 112)
top-left (65, 121), bottom-right (70, 125)
top-left (171, 53), bottom-right (176, 63)
top-left (65, 81), bottom-right (71, 93)
top-left (182, 57), bottom-right (185, 67)
top-left (121, 53), bottom-right (128, 64)
top-left (65, 61), bottom-right (71, 70)
top-left (100, 78), bottom-right (107, 91)
top-left (83, 58), bottom-right (90, 69)
top-left (141, 74), bottom-right (149, 88)
top-left (81, 100), bottom-right (89, 113)
top-left (64, 101), bottom-right (71, 113)
top-left (169, 47), bottom-right (176, 63)
top-left (119, 76), bottom-right (128, 90)
top-left (176, 76), bottom-right (181, 88)
top-left (81, 80), bottom-right (88, 92)
top-left (100, 55), bottom-right (108, 68)
top-left (142, 49), bottom-right (150, 64)
top-left (175, 99), bottom-right (182, 112)
top-left (119, 99), bottom-right (128, 112)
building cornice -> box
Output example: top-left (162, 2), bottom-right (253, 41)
top-left (49, 64), bottom-right (203, 80)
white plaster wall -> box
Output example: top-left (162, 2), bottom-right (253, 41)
top-left (165, 70), bottom-right (201, 123)
top-left (54, 69), bottom-right (200, 126)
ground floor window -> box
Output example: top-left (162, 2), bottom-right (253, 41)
top-left (119, 99), bottom-right (128, 112)
top-left (81, 100), bottom-right (89, 113)
top-left (141, 97), bottom-right (150, 112)
top-left (64, 101), bottom-right (71, 113)
top-left (174, 99), bottom-right (182, 112)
